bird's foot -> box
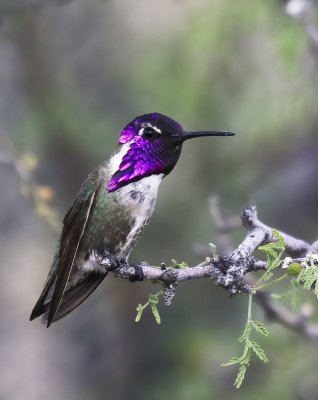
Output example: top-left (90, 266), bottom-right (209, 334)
top-left (90, 249), bottom-right (121, 271)
top-left (112, 261), bottom-right (145, 282)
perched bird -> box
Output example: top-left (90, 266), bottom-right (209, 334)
top-left (30, 112), bottom-right (234, 327)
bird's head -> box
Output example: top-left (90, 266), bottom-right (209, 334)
top-left (108, 112), bottom-right (234, 192)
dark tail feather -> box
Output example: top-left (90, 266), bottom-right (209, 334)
top-left (30, 274), bottom-right (56, 321)
top-left (43, 272), bottom-right (107, 327)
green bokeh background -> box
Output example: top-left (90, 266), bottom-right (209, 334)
top-left (0, 1), bottom-right (318, 399)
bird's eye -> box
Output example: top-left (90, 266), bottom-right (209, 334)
top-left (141, 127), bottom-right (157, 140)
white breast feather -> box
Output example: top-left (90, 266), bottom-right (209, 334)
top-left (108, 143), bottom-right (131, 175)
top-left (117, 174), bottom-right (163, 258)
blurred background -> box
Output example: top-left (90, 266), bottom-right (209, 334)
top-left (0, 0), bottom-right (318, 399)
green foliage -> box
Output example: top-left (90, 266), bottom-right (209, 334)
top-left (297, 262), bottom-right (318, 299)
top-left (223, 230), bottom-right (292, 388)
top-left (234, 365), bottom-right (247, 389)
top-left (250, 320), bottom-right (269, 337)
top-left (170, 259), bottom-right (189, 269)
top-left (271, 279), bottom-right (301, 311)
top-left (134, 229), bottom-right (318, 392)
top-left (289, 279), bottom-right (302, 311)
top-left (259, 229), bottom-right (285, 281)
top-left (222, 294), bottom-right (268, 388)
top-left (135, 290), bottom-right (163, 324)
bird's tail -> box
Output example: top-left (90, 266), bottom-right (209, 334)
top-left (30, 272), bottom-right (107, 326)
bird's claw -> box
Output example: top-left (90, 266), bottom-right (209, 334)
top-left (90, 249), bottom-right (121, 271)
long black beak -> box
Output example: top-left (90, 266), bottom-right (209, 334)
top-left (182, 130), bottom-right (235, 140)
top-left (171, 130), bottom-right (235, 142)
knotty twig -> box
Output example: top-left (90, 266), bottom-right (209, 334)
top-left (208, 194), bottom-right (318, 342)
top-left (109, 202), bottom-right (316, 292)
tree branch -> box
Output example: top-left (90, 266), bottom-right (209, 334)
top-left (102, 199), bottom-right (318, 322)
top-left (207, 194), bottom-right (318, 342)
top-left (109, 202), bottom-right (316, 293)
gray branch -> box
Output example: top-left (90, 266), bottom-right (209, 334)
top-left (208, 194), bottom-right (318, 342)
top-left (107, 194), bottom-right (318, 341)
top-left (107, 201), bottom-right (317, 310)
top-left (240, 202), bottom-right (316, 257)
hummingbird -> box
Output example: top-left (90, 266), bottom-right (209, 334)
top-left (30, 112), bottom-right (234, 327)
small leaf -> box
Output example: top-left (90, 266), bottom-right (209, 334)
top-left (239, 347), bottom-right (252, 365)
top-left (250, 320), bottom-right (269, 336)
top-left (135, 290), bottom-right (162, 324)
top-left (170, 259), bottom-right (178, 267)
top-left (272, 229), bottom-right (285, 249)
top-left (298, 268), bottom-right (318, 290)
top-left (222, 295), bottom-right (270, 389)
top-left (135, 304), bottom-right (144, 322)
top-left (149, 294), bottom-right (159, 304)
top-left (170, 258), bottom-right (188, 269)
top-left (250, 341), bottom-right (268, 363)
top-left (150, 302), bottom-right (161, 324)
top-left (296, 258), bottom-right (318, 300)
top-left (238, 322), bottom-right (251, 342)
top-left (262, 270), bottom-right (273, 281)
top-left (289, 281), bottom-right (301, 311)
top-left (234, 365), bottom-right (247, 389)
top-left (221, 357), bottom-right (241, 366)
top-left (259, 230), bottom-right (286, 281)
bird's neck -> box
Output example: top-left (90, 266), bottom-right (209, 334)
top-left (113, 174), bottom-right (164, 208)
top-left (107, 143), bottom-right (167, 193)
top-left (103, 145), bottom-right (163, 207)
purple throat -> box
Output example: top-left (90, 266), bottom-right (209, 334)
top-left (107, 142), bottom-right (166, 192)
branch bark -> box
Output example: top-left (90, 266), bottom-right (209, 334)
top-left (208, 194), bottom-right (318, 342)
top-left (104, 198), bottom-right (318, 338)
top-left (109, 202), bottom-right (316, 292)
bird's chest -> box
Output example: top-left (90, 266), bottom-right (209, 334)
top-left (114, 175), bottom-right (163, 258)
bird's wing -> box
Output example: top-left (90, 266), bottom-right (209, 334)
top-left (30, 171), bottom-right (104, 327)
top-left (32, 272), bottom-right (106, 325)
top-left (29, 252), bottom-right (59, 321)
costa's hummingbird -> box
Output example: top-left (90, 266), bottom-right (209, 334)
top-left (30, 112), bottom-right (234, 327)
